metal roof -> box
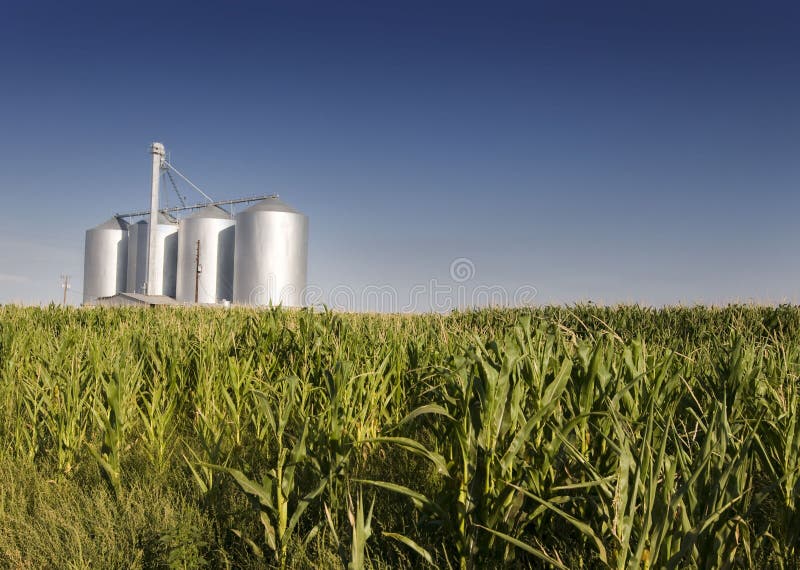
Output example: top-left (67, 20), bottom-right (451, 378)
top-left (129, 214), bottom-right (177, 225)
top-left (187, 205), bottom-right (233, 220)
top-left (96, 293), bottom-right (180, 306)
top-left (93, 216), bottom-right (129, 230)
top-left (243, 196), bottom-right (301, 214)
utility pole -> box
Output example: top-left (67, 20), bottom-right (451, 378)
top-left (194, 239), bottom-right (202, 304)
top-left (60, 274), bottom-right (71, 306)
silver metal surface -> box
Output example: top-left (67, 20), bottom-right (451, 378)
top-left (176, 205), bottom-right (235, 303)
top-left (147, 142), bottom-right (166, 295)
top-left (127, 216), bottom-right (178, 296)
top-left (126, 221), bottom-right (148, 294)
top-left (233, 197), bottom-right (308, 307)
top-left (83, 217), bottom-right (129, 304)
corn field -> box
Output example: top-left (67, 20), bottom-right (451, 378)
top-left (0, 305), bottom-right (799, 569)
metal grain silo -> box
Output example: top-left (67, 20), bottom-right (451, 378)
top-left (176, 205), bottom-right (235, 303)
top-left (126, 214), bottom-right (178, 296)
top-left (83, 216), bottom-right (129, 304)
top-left (126, 220), bottom-right (148, 294)
top-left (233, 196), bottom-right (308, 307)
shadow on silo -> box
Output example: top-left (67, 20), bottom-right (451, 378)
top-left (164, 232), bottom-right (179, 298)
top-left (217, 225), bottom-right (235, 302)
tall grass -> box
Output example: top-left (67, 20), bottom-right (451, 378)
top-left (0, 304), bottom-right (798, 568)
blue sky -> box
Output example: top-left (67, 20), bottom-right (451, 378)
top-left (1, 1), bottom-right (799, 308)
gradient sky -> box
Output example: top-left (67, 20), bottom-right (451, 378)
top-left (1, 1), bottom-right (799, 309)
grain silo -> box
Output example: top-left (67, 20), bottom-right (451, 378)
top-left (83, 216), bottom-right (129, 303)
top-left (126, 214), bottom-right (178, 296)
top-left (233, 196), bottom-right (308, 307)
top-left (176, 205), bottom-right (235, 303)
top-left (81, 142), bottom-right (307, 307)
top-left (126, 220), bottom-right (147, 293)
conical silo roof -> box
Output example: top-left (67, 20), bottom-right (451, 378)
top-left (187, 205), bottom-right (233, 220)
top-left (243, 196), bottom-right (301, 214)
top-left (129, 214), bottom-right (176, 225)
top-left (92, 216), bottom-right (129, 230)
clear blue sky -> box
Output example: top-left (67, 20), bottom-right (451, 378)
top-left (1, 1), bottom-right (798, 309)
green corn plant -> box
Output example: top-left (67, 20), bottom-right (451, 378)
top-left (184, 403), bottom-right (229, 503)
top-left (47, 363), bottom-right (93, 475)
top-left (30, 329), bottom-right (93, 474)
top-left (496, 340), bottom-right (762, 570)
top-left (348, 492), bottom-right (375, 570)
top-left (88, 371), bottom-right (126, 496)
top-left (2, 304), bottom-right (800, 567)
top-left (14, 363), bottom-right (49, 463)
top-left (310, 353), bottom-right (398, 515)
top-left (138, 336), bottom-right (185, 474)
top-left (185, 339), bottom-right (235, 499)
top-left (361, 323), bottom-right (574, 569)
top-left (138, 375), bottom-right (178, 475)
top-left (208, 377), bottom-right (327, 570)
top-left (86, 343), bottom-right (143, 497)
top-left (325, 491), bottom-right (377, 570)
top-left (220, 354), bottom-right (255, 450)
top-left (761, 374), bottom-right (800, 566)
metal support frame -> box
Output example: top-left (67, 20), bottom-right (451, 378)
top-left (115, 194), bottom-right (277, 219)
top-left (162, 160), bottom-right (214, 203)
